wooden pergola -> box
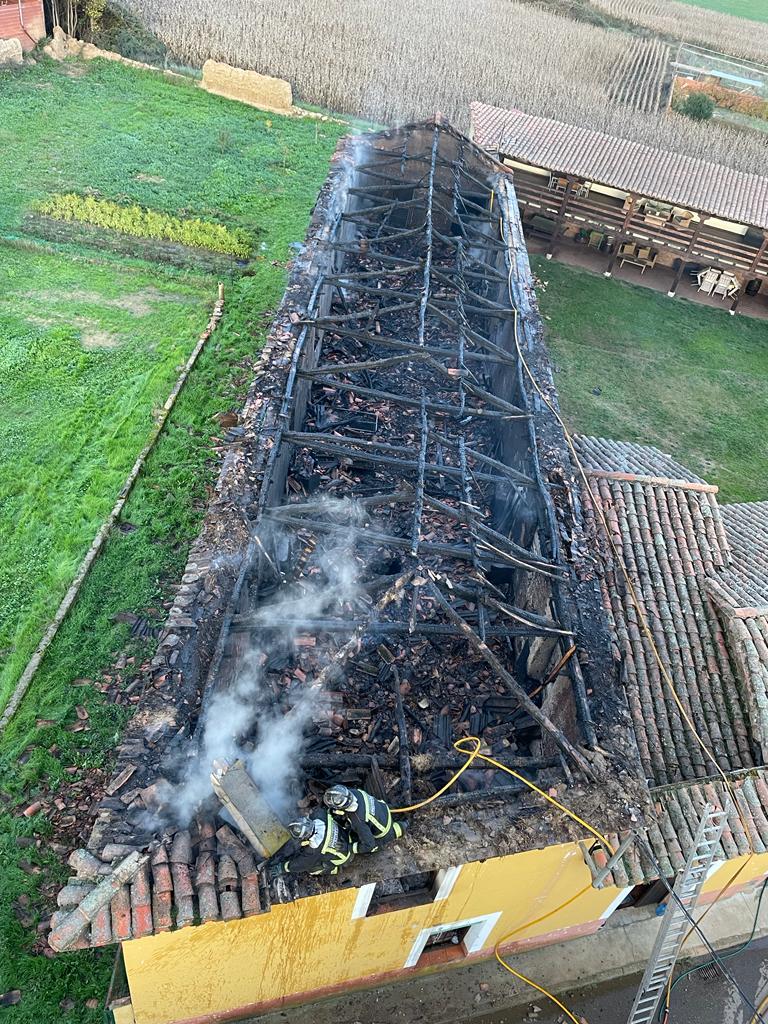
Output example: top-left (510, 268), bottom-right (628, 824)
top-left (471, 103), bottom-right (768, 315)
top-left (512, 168), bottom-right (768, 314)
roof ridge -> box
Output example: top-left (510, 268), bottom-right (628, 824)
top-left (582, 467), bottom-right (719, 494)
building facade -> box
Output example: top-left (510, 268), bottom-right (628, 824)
top-left (0, 0), bottom-right (45, 49)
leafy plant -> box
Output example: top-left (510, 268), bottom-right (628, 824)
top-left (678, 91), bottom-right (716, 121)
top-left (36, 194), bottom-right (253, 257)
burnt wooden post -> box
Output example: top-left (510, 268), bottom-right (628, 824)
top-left (604, 192), bottom-right (639, 278)
top-left (546, 175), bottom-right (576, 260)
top-left (667, 220), bottom-right (705, 297)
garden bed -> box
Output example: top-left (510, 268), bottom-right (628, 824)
top-left (21, 213), bottom-right (247, 274)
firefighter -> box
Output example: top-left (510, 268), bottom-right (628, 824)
top-left (265, 809), bottom-right (354, 879)
top-left (323, 784), bottom-right (405, 854)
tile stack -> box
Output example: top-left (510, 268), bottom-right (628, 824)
top-left (48, 820), bottom-right (264, 951)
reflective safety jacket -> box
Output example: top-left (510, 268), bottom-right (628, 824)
top-left (330, 788), bottom-right (403, 854)
top-left (281, 810), bottom-right (354, 876)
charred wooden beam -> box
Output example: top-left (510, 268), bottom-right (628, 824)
top-left (280, 434), bottom-right (522, 487)
top-left (260, 512), bottom-right (552, 573)
top-left (391, 666), bottom-right (412, 805)
top-left (300, 751), bottom-right (560, 771)
top-left (411, 395), bottom-right (428, 555)
top-left (304, 376), bottom-right (525, 422)
top-left (418, 126), bottom-right (440, 349)
top-left (309, 571), bottom-right (414, 690)
top-left (232, 616), bottom-right (553, 638)
top-left (426, 580), bottom-right (595, 780)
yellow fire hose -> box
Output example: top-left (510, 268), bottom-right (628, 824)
top-left (390, 737), bottom-right (612, 1023)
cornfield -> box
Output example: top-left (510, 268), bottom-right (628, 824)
top-left (607, 37), bottom-right (670, 113)
top-left (591, 0), bottom-right (768, 65)
top-left (116, 0), bottom-right (768, 174)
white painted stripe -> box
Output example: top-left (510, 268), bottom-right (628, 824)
top-left (434, 866), bottom-right (462, 902)
top-left (599, 885), bottom-right (634, 920)
top-left (706, 859), bottom-right (725, 882)
top-left (404, 912), bottom-right (502, 969)
top-left (351, 882), bottom-right (376, 920)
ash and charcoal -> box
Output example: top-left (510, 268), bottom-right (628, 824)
top-left (176, 123), bottom-right (592, 836)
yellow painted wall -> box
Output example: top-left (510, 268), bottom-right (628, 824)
top-left (123, 842), bottom-right (623, 1024)
top-left (704, 851), bottom-right (768, 896)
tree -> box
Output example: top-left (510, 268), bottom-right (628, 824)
top-left (679, 92), bottom-right (716, 122)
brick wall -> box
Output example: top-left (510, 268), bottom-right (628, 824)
top-left (0, 0), bottom-right (45, 50)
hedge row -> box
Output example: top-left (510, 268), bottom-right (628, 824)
top-left (35, 194), bottom-right (252, 257)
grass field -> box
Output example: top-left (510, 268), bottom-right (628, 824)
top-left (532, 258), bottom-right (768, 503)
top-left (676, 0), bottom-right (768, 22)
top-left (0, 56), bottom-right (347, 1022)
top-left (0, 249), bottom-right (211, 711)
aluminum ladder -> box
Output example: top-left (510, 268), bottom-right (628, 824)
top-left (626, 802), bottom-right (729, 1024)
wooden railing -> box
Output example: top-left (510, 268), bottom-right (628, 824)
top-left (513, 171), bottom-right (768, 279)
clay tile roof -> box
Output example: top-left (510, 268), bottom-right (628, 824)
top-left (608, 770), bottom-right (768, 885)
top-left (577, 437), bottom-right (753, 787)
top-left (706, 502), bottom-right (768, 763)
top-left (576, 436), bottom-right (707, 485)
top-left (49, 819), bottom-right (265, 950)
top-left (716, 501), bottom-right (768, 610)
top-left (470, 102), bottom-right (768, 231)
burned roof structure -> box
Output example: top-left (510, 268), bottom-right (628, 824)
top-left (49, 121), bottom-right (644, 952)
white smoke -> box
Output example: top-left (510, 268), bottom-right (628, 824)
top-left (158, 498), bottom-right (367, 826)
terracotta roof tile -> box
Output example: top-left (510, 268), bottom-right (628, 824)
top-left (470, 103), bottom-right (768, 231)
top-left (609, 770), bottom-right (768, 885)
top-left (578, 438), bottom-right (752, 786)
top-left (717, 502), bottom-right (768, 610)
top-left (51, 818), bottom-right (272, 950)
top-left (576, 436), bottom-right (707, 484)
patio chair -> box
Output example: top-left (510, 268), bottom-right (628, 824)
top-left (698, 270), bottom-right (720, 295)
top-left (713, 278), bottom-right (731, 299)
top-left (619, 242), bottom-right (637, 259)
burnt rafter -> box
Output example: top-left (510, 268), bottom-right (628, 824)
top-left (196, 120), bottom-right (601, 813)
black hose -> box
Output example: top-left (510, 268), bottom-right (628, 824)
top-left (661, 875), bottom-right (768, 1018)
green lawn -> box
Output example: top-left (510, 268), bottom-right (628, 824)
top-left (676, 0), bottom-right (768, 21)
top-left (532, 258), bottom-right (768, 503)
top-left (0, 250), bottom-right (212, 711)
top-left (0, 57), bottom-right (348, 1022)
top-left (0, 57), bottom-right (348, 713)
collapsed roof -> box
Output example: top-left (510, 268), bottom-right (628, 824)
top-left (49, 120), bottom-right (641, 950)
top-left (47, 119), bottom-right (768, 952)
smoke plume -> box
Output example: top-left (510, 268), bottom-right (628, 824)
top-left (158, 499), bottom-right (366, 827)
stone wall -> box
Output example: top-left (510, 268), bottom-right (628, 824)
top-left (201, 59), bottom-right (293, 114)
top-left (0, 37), bottom-right (22, 66)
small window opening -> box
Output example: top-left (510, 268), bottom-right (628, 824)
top-left (366, 871), bottom-right (439, 916)
top-left (617, 879), bottom-right (672, 910)
top-left (413, 924), bottom-right (472, 968)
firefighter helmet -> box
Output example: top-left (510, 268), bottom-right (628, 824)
top-left (324, 785), bottom-right (356, 810)
top-left (288, 817), bottom-right (316, 841)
